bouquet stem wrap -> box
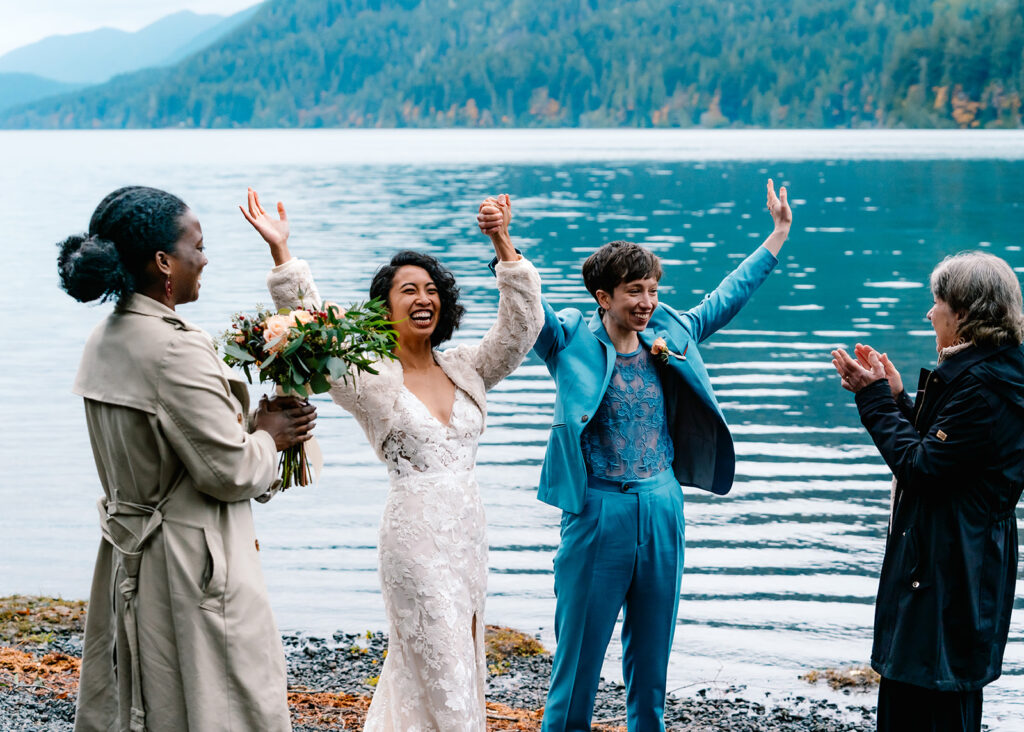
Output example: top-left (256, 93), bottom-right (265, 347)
top-left (275, 385), bottom-right (325, 489)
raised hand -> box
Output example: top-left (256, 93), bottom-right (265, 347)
top-left (831, 347), bottom-right (886, 393)
top-left (476, 194), bottom-right (518, 262)
top-left (477, 194), bottom-right (510, 237)
top-left (854, 343), bottom-right (904, 398)
top-left (240, 187), bottom-right (291, 265)
top-left (766, 178), bottom-right (792, 233)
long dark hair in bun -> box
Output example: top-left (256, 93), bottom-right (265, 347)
top-left (57, 186), bottom-right (189, 307)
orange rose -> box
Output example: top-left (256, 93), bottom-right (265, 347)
top-left (651, 337), bottom-right (668, 355)
top-left (288, 309), bottom-right (314, 327)
top-left (262, 314), bottom-right (291, 352)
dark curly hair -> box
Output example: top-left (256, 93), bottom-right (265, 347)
top-left (370, 250), bottom-right (465, 348)
top-left (57, 186), bottom-right (189, 308)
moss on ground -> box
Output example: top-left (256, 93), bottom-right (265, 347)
top-left (485, 625), bottom-right (547, 676)
top-left (0, 595), bottom-right (86, 645)
top-left (801, 664), bottom-right (880, 692)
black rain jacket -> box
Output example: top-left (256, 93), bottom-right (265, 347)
top-left (855, 343), bottom-right (1024, 691)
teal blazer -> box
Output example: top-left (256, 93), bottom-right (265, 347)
top-left (534, 246), bottom-right (778, 514)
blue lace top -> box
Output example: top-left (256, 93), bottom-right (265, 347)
top-left (580, 345), bottom-right (674, 480)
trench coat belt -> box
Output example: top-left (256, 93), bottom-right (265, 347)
top-left (97, 496), bottom-right (170, 732)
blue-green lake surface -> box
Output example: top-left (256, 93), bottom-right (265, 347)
top-left (2, 129), bottom-right (1022, 726)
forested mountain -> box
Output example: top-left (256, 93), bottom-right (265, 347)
top-left (0, 73), bottom-right (82, 113)
top-left (2, 0), bottom-right (1021, 129)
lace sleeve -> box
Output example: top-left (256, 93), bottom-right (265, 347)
top-left (465, 258), bottom-right (543, 391)
top-left (266, 258), bottom-right (323, 311)
top-left (266, 258), bottom-right (366, 412)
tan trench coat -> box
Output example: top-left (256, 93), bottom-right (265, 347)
top-left (72, 294), bottom-right (290, 732)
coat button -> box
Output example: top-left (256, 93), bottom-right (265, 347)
top-left (255, 539), bottom-right (260, 552)
top-left (911, 580), bottom-right (920, 589)
top-left (581, 414), bottom-right (589, 423)
top-left (236, 413), bottom-right (243, 424)
top-left (621, 483), bottom-right (631, 493)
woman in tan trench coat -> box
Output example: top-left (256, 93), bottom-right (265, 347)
top-left (59, 186), bottom-right (316, 732)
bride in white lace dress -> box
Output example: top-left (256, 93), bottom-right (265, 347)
top-left (242, 189), bottom-right (542, 730)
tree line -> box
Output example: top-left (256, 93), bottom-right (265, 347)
top-left (2, 0), bottom-right (1021, 129)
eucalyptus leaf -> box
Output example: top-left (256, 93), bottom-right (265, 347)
top-left (223, 341), bottom-right (256, 362)
top-left (310, 372), bottom-right (331, 393)
top-left (326, 356), bottom-right (348, 380)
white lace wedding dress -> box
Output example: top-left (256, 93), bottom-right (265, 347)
top-left (267, 256), bottom-right (543, 731)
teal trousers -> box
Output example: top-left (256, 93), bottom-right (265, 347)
top-left (542, 469), bottom-right (685, 732)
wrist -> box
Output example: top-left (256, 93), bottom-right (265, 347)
top-left (270, 243), bottom-right (292, 267)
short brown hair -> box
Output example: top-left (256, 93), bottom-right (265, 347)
top-left (581, 241), bottom-right (662, 302)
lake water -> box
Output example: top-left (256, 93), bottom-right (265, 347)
top-left (2, 129), bottom-right (1023, 726)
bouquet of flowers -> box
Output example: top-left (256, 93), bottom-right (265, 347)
top-left (221, 297), bottom-right (396, 488)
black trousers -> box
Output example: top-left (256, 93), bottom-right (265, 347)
top-left (877, 677), bottom-right (983, 732)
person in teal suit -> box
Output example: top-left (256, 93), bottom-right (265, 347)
top-left (481, 180), bottom-right (792, 731)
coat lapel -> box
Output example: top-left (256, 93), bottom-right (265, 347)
top-left (587, 310), bottom-right (618, 382)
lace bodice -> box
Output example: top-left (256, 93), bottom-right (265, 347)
top-left (581, 346), bottom-right (674, 480)
top-left (381, 388), bottom-right (481, 480)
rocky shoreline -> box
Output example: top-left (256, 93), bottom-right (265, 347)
top-left (2, 596), bottom-right (877, 731)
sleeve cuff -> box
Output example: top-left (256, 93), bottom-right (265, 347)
top-left (270, 257), bottom-right (300, 274)
top-left (854, 379), bottom-right (893, 411)
top-left (494, 256), bottom-right (528, 271)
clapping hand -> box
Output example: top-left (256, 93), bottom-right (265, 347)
top-left (831, 342), bottom-right (903, 395)
top-left (240, 187), bottom-right (291, 266)
top-left (854, 343), bottom-right (904, 398)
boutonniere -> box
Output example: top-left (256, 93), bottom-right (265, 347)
top-left (651, 337), bottom-right (687, 363)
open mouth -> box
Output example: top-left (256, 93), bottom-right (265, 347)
top-left (410, 309), bottom-right (434, 325)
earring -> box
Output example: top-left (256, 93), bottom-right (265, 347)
top-left (165, 275), bottom-right (172, 299)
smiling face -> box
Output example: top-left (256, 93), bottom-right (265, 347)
top-left (165, 208), bottom-right (207, 305)
top-left (927, 296), bottom-right (962, 352)
top-left (598, 276), bottom-right (660, 337)
top-left (388, 264), bottom-right (441, 344)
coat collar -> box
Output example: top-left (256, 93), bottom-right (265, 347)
top-left (587, 309), bottom-right (613, 346)
top-left (119, 293), bottom-right (201, 332)
top-left (933, 343), bottom-right (1015, 384)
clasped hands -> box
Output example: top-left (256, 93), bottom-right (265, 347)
top-left (831, 343), bottom-right (904, 397)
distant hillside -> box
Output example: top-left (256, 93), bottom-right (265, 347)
top-left (0, 73), bottom-right (82, 113)
top-left (0, 6), bottom-right (260, 85)
top-left (2, 0), bottom-right (1022, 129)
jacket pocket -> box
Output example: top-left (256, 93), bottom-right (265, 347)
top-left (164, 522), bottom-right (228, 613)
top-left (198, 527), bottom-right (227, 612)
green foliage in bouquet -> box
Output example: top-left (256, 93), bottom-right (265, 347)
top-left (220, 297), bottom-right (396, 489)
top-left (221, 298), bottom-right (397, 398)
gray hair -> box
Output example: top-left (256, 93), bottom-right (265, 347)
top-left (930, 252), bottom-right (1024, 348)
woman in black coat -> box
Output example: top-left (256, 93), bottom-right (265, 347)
top-left (831, 251), bottom-right (1024, 732)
